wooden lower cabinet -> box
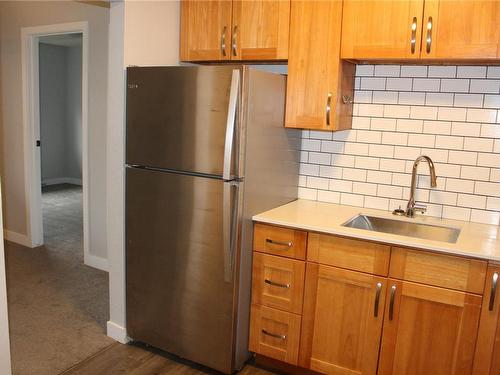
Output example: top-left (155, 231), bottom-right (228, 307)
top-left (472, 264), bottom-right (500, 375)
top-left (299, 263), bottom-right (387, 374)
top-left (249, 304), bottom-right (302, 365)
top-left (378, 279), bottom-right (482, 375)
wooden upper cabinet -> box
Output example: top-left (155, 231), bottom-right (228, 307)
top-left (231, 0), bottom-right (290, 60)
top-left (421, 0), bottom-right (500, 59)
top-left (180, 0), bottom-right (290, 62)
top-left (286, 0), bottom-right (355, 131)
top-left (299, 263), bottom-right (387, 374)
top-left (341, 0), bottom-right (425, 60)
top-left (378, 280), bottom-right (482, 375)
top-left (473, 263), bottom-right (500, 375)
top-left (180, 0), bottom-right (232, 61)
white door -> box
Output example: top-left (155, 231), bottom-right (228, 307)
top-left (0, 181), bottom-right (12, 374)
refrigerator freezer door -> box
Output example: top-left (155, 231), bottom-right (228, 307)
top-left (126, 167), bottom-right (239, 373)
top-left (126, 66), bottom-right (240, 178)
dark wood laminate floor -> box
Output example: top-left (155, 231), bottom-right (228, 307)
top-left (62, 342), bottom-right (279, 375)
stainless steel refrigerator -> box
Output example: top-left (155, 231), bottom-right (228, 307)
top-left (125, 65), bottom-right (299, 374)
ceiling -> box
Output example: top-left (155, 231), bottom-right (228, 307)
top-left (39, 33), bottom-right (83, 48)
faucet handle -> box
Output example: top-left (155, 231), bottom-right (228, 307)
top-left (413, 203), bottom-right (427, 214)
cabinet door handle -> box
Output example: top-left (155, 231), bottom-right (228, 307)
top-left (262, 329), bottom-right (286, 340)
top-left (374, 282), bottom-right (382, 317)
top-left (410, 17), bottom-right (417, 54)
top-left (425, 16), bottom-right (433, 54)
top-left (265, 238), bottom-right (292, 248)
top-left (326, 93), bottom-right (332, 127)
top-left (221, 26), bottom-right (227, 56)
top-left (232, 25), bottom-right (238, 57)
top-left (389, 285), bottom-right (397, 321)
top-left (265, 279), bottom-right (291, 289)
top-left (489, 272), bottom-right (499, 311)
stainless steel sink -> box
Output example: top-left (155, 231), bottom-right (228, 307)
top-left (342, 215), bottom-right (461, 243)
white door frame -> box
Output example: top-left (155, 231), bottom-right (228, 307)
top-left (21, 22), bottom-right (91, 265)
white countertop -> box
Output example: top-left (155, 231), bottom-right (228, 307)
top-left (253, 199), bottom-right (500, 262)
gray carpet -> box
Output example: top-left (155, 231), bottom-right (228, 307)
top-left (5, 184), bottom-right (113, 375)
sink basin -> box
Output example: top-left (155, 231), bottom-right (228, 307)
top-left (342, 214), bottom-right (461, 244)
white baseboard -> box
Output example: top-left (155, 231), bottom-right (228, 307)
top-left (107, 321), bottom-right (129, 344)
top-left (42, 177), bottom-right (82, 186)
top-left (3, 230), bottom-right (34, 248)
top-left (84, 253), bottom-right (109, 272)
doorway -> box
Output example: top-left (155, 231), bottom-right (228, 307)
top-left (21, 22), bottom-right (91, 264)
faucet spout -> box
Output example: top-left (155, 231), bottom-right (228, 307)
top-left (404, 155), bottom-right (437, 217)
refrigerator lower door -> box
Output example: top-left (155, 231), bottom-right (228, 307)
top-left (126, 167), bottom-right (239, 373)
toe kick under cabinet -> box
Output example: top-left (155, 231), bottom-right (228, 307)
top-left (249, 223), bottom-right (499, 375)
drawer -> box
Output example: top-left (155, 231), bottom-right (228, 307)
top-left (253, 223), bottom-right (307, 260)
top-left (307, 233), bottom-right (391, 276)
top-left (252, 253), bottom-right (305, 314)
top-left (249, 304), bottom-right (301, 365)
top-left (389, 247), bottom-right (487, 294)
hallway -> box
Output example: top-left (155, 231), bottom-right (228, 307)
top-left (5, 184), bottom-right (113, 374)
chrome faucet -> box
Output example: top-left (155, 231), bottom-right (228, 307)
top-left (394, 155), bottom-right (437, 217)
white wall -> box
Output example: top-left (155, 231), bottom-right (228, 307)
top-left (106, 0), bottom-right (179, 342)
top-left (39, 42), bottom-right (82, 185)
top-left (299, 65), bottom-right (500, 225)
top-left (0, 1), bottom-right (108, 259)
top-left (0, 183), bottom-right (11, 374)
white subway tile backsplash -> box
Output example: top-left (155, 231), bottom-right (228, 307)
top-left (466, 108), bottom-right (498, 123)
top-left (441, 79), bottom-right (469, 93)
top-left (371, 118), bottom-right (397, 131)
top-left (451, 122), bottom-right (481, 137)
top-left (374, 65), bottom-right (400, 77)
top-left (435, 135), bottom-right (464, 150)
top-left (484, 95), bottom-right (500, 109)
top-left (372, 91), bottom-right (399, 104)
top-left (413, 78), bottom-right (440, 92)
top-left (356, 65), bottom-right (374, 76)
top-left (408, 134), bottom-right (436, 148)
top-left (463, 138), bottom-right (493, 152)
top-left (361, 77), bottom-right (386, 90)
top-left (454, 94), bottom-right (483, 108)
top-left (308, 152), bottom-right (331, 165)
top-left (460, 165), bottom-right (490, 181)
top-left (428, 66), bottom-right (456, 78)
top-left (399, 92), bottom-right (426, 105)
top-left (411, 106), bottom-right (438, 120)
top-left (457, 66), bottom-right (487, 79)
top-left (386, 78), bottom-right (413, 91)
top-left (423, 120), bottom-right (451, 135)
top-left (425, 93), bottom-right (454, 106)
top-left (401, 66), bottom-right (427, 77)
top-left (298, 65), bottom-right (500, 224)
top-left (470, 79), bottom-right (500, 94)
top-left (340, 193), bottom-right (364, 207)
top-left (437, 107), bottom-right (467, 122)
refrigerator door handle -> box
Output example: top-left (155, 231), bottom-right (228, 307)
top-left (223, 181), bottom-right (238, 283)
top-left (222, 70), bottom-right (240, 181)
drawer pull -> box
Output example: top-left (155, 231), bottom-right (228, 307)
top-left (425, 16), bottom-right (433, 54)
top-left (326, 93), bottom-right (332, 127)
top-left (265, 279), bottom-right (291, 289)
top-left (374, 282), bottom-right (382, 317)
top-left (410, 16), bottom-right (417, 54)
top-left (265, 238), bottom-right (292, 248)
top-left (262, 329), bottom-right (286, 340)
top-left (221, 26), bottom-right (227, 56)
top-left (389, 285), bottom-right (396, 321)
top-left (489, 272), bottom-right (499, 311)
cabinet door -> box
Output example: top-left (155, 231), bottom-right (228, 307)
top-left (286, 0), bottom-right (355, 131)
top-left (379, 280), bottom-right (482, 375)
top-left (180, 0), bottom-right (232, 61)
top-left (299, 263), bottom-right (387, 374)
top-left (472, 264), bottom-right (500, 375)
top-left (421, 0), bottom-right (500, 59)
top-left (231, 0), bottom-right (289, 60)
top-left (341, 0), bottom-right (425, 59)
